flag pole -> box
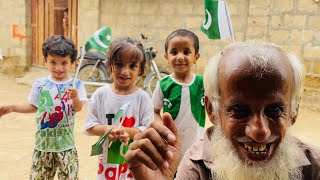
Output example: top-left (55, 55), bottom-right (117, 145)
top-left (224, 1), bottom-right (235, 43)
top-left (73, 46), bottom-right (85, 87)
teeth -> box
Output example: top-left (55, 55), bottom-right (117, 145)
top-left (244, 144), bottom-right (267, 152)
top-left (259, 145), bottom-right (266, 151)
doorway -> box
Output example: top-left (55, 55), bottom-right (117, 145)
top-left (31, 0), bottom-right (78, 67)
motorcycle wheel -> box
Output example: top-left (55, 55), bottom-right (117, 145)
top-left (78, 62), bottom-right (111, 97)
top-left (144, 70), bottom-right (169, 97)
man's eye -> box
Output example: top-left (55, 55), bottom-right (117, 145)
top-left (62, 62), bottom-right (67, 65)
top-left (50, 61), bottom-right (56, 65)
top-left (230, 105), bottom-right (251, 120)
top-left (265, 105), bottom-right (283, 118)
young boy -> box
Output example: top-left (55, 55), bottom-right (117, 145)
top-left (0, 35), bottom-right (88, 179)
top-left (152, 29), bottom-right (205, 156)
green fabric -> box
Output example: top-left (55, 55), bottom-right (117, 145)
top-left (107, 140), bottom-right (132, 164)
top-left (201, 0), bottom-right (220, 39)
top-left (190, 75), bottom-right (206, 127)
top-left (160, 76), bottom-right (182, 120)
top-left (160, 75), bottom-right (205, 126)
top-left (85, 26), bottom-right (112, 53)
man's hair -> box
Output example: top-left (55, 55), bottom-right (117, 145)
top-left (164, 29), bottom-right (200, 54)
top-left (204, 41), bottom-right (305, 119)
top-left (42, 35), bottom-right (77, 62)
top-left (106, 37), bottom-right (146, 76)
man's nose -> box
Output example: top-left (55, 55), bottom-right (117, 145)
top-left (245, 115), bottom-right (271, 143)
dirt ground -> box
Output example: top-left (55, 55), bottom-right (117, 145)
top-left (0, 73), bottom-right (319, 180)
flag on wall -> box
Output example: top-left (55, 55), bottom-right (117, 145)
top-left (201, 0), bottom-right (233, 40)
top-left (85, 26), bottom-right (112, 53)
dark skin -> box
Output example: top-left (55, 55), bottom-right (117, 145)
top-left (124, 113), bottom-right (181, 180)
top-left (208, 48), bottom-right (296, 162)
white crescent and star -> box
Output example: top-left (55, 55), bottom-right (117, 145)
top-left (40, 96), bottom-right (48, 106)
top-left (93, 28), bottom-right (111, 48)
top-left (202, 9), bottom-right (212, 30)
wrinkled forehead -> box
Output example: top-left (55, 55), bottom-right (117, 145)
top-left (218, 47), bottom-right (293, 97)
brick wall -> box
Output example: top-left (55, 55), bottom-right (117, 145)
top-left (0, 0), bottom-right (31, 76)
top-left (1, 0), bottom-right (319, 76)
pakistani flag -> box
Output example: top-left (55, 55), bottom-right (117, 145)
top-left (201, 0), bottom-right (233, 40)
top-left (91, 102), bottom-right (131, 164)
top-left (85, 26), bottom-right (112, 53)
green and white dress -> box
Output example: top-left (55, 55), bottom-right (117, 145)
top-left (153, 74), bottom-right (206, 156)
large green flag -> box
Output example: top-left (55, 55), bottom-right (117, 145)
top-left (201, 0), bottom-right (233, 39)
top-left (85, 26), bottom-right (112, 53)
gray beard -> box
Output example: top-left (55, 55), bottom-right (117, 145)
top-left (208, 124), bottom-right (303, 180)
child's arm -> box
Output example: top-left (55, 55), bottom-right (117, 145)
top-left (0, 104), bottom-right (37, 117)
top-left (121, 127), bottom-right (141, 139)
top-left (68, 88), bottom-right (83, 112)
top-left (87, 124), bottom-right (115, 136)
top-left (87, 124), bottom-right (134, 142)
top-left (154, 108), bottom-right (163, 123)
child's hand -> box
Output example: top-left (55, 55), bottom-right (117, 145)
top-left (107, 125), bottom-right (119, 142)
top-left (114, 128), bottom-right (130, 145)
top-left (107, 125), bottom-right (130, 145)
top-left (67, 88), bottom-right (78, 100)
top-left (0, 105), bottom-right (12, 117)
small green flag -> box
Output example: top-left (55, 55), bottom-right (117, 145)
top-left (90, 127), bottom-right (114, 156)
top-left (85, 26), bottom-right (112, 53)
top-left (90, 102), bottom-right (130, 157)
top-left (201, 0), bottom-right (233, 39)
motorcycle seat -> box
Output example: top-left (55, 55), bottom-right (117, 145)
top-left (84, 51), bottom-right (106, 60)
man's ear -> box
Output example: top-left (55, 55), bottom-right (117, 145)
top-left (205, 96), bottom-right (212, 116)
top-left (290, 104), bottom-right (300, 126)
top-left (205, 96), bottom-right (217, 125)
top-left (290, 116), bottom-right (297, 126)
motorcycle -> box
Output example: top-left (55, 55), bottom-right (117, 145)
top-left (76, 34), bottom-right (169, 97)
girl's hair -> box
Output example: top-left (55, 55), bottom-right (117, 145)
top-left (106, 37), bottom-right (146, 76)
top-left (42, 35), bottom-right (77, 62)
top-left (164, 29), bottom-right (200, 54)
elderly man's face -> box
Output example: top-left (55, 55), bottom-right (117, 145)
top-left (216, 50), bottom-right (294, 163)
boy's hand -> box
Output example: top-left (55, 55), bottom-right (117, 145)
top-left (0, 105), bottom-right (12, 117)
top-left (67, 88), bottom-right (79, 100)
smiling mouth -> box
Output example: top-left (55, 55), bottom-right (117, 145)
top-left (243, 143), bottom-right (272, 155)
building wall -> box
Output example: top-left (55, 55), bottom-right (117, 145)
top-left (0, 0), bottom-right (32, 76)
top-left (78, 0), bottom-right (320, 77)
top-left (1, 0), bottom-right (318, 76)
